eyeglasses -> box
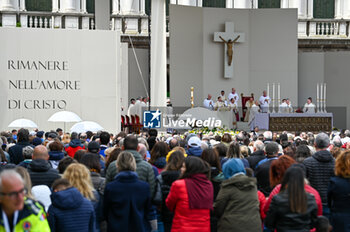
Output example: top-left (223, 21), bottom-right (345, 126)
top-left (0, 188), bottom-right (26, 199)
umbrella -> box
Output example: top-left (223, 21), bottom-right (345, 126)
top-left (70, 121), bottom-right (104, 133)
top-left (48, 111), bottom-right (82, 122)
top-left (48, 111), bottom-right (82, 132)
top-left (8, 119), bottom-right (38, 128)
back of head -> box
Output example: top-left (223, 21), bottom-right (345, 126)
top-left (315, 216), bottom-right (331, 232)
top-left (169, 138), bottom-right (179, 150)
top-left (227, 141), bottom-right (241, 158)
top-left (201, 148), bottom-right (221, 171)
top-left (124, 135), bottom-right (138, 150)
top-left (222, 158), bottom-right (246, 179)
top-left (80, 153), bottom-right (101, 173)
top-left (295, 145), bottom-right (311, 163)
top-left (253, 140), bottom-right (265, 151)
top-left (23, 146), bottom-right (34, 159)
top-left (180, 156), bottom-right (210, 179)
top-left (265, 142), bottom-right (279, 157)
top-left (214, 143), bottom-right (228, 158)
top-left (270, 155), bottom-right (296, 187)
top-left (280, 166), bottom-right (307, 214)
top-left (87, 141), bottom-right (100, 153)
top-left (149, 129), bottom-right (158, 137)
top-left (315, 133), bottom-right (330, 149)
top-left (166, 150), bottom-right (185, 171)
top-left (32, 145), bottom-right (49, 160)
top-left (48, 140), bottom-right (64, 152)
top-left (17, 128), bottom-right (29, 143)
top-left (70, 132), bottom-right (79, 140)
top-left (52, 178), bottom-right (71, 192)
top-left (99, 131), bottom-right (110, 145)
top-left (58, 156), bottom-right (77, 174)
top-left (117, 151), bottom-right (136, 172)
top-left (263, 131), bottom-right (273, 140)
top-left (335, 150), bottom-right (350, 178)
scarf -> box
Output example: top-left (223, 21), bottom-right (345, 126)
top-left (184, 173), bottom-right (213, 210)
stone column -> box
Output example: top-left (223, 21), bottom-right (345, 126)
top-left (234, 0), bottom-right (249, 8)
top-left (64, 0), bottom-right (77, 12)
top-left (307, 0), bottom-right (313, 18)
top-left (120, 0), bottom-right (139, 14)
top-left (81, 0), bottom-right (87, 13)
top-left (178, 0), bottom-right (196, 6)
top-left (52, 0), bottom-right (58, 11)
top-left (335, 0), bottom-right (343, 19)
top-left (112, 0), bottom-right (119, 14)
top-left (151, 0), bottom-right (167, 107)
top-left (1, 0), bottom-right (16, 10)
top-left (140, 0), bottom-right (145, 14)
top-left (226, 0), bottom-right (233, 8)
top-left (19, 0), bottom-right (26, 11)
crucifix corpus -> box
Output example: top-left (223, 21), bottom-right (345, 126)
top-left (214, 22), bottom-right (245, 78)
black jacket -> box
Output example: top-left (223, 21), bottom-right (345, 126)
top-left (8, 141), bottom-right (34, 164)
top-left (265, 191), bottom-right (318, 232)
top-left (246, 150), bottom-right (265, 171)
top-left (28, 159), bottom-right (61, 187)
top-left (303, 150), bottom-right (334, 205)
top-left (255, 157), bottom-right (278, 196)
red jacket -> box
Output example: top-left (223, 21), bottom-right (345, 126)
top-left (65, 146), bottom-right (84, 158)
top-left (258, 190), bottom-right (266, 221)
top-left (166, 179), bottom-right (210, 232)
top-left (263, 184), bottom-right (323, 219)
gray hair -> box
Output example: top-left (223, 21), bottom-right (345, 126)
top-left (253, 140), bottom-right (264, 151)
top-left (116, 151), bottom-right (136, 172)
top-left (345, 130), bottom-right (350, 137)
top-left (0, 170), bottom-right (24, 192)
top-left (23, 146), bottom-right (34, 159)
top-left (315, 132), bottom-right (330, 149)
top-left (265, 142), bottom-right (279, 156)
top-left (263, 131), bottom-right (273, 140)
top-left (138, 137), bottom-right (149, 150)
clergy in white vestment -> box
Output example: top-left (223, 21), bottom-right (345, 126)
top-left (219, 90), bottom-right (227, 102)
top-left (303, 97), bottom-right (316, 114)
top-left (228, 88), bottom-right (240, 102)
top-left (203, 94), bottom-right (214, 110)
top-left (134, 97), bottom-right (142, 117)
top-left (259, 91), bottom-right (271, 113)
top-left (127, 98), bottom-right (136, 116)
top-left (244, 97), bottom-right (254, 122)
top-left (228, 98), bottom-right (238, 129)
top-left (286, 99), bottom-right (293, 113)
top-left (214, 96), bottom-right (226, 111)
top-left (248, 100), bottom-right (260, 131)
top-left (279, 99), bottom-right (288, 113)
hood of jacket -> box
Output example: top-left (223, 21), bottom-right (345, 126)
top-left (68, 139), bottom-right (82, 148)
top-left (28, 159), bottom-right (51, 172)
top-left (114, 171), bottom-right (138, 182)
top-left (312, 150), bottom-right (334, 162)
top-left (124, 150), bottom-right (143, 163)
top-left (186, 147), bottom-right (203, 157)
top-left (222, 174), bottom-right (256, 191)
top-left (48, 151), bottom-right (65, 161)
top-left (154, 157), bottom-right (166, 169)
top-left (51, 187), bottom-right (84, 210)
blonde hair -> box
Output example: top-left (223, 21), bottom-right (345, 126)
top-left (63, 163), bottom-right (95, 200)
top-left (62, 133), bottom-right (71, 144)
top-left (15, 166), bottom-right (34, 199)
top-left (117, 152), bottom-right (136, 172)
top-left (240, 145), bottom-right (249, 158)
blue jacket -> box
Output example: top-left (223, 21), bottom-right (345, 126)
top-left (48, 187), bottom-right (96, 232)
top-left (104, 171), bottom-right (152, 232)
top-left (186, 146), bottom-right (203, 157)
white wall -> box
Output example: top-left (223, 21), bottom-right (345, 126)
top-left (170, 6), bottom-right (298, 109)
top-left (0, 28), bottom-right (121, 132)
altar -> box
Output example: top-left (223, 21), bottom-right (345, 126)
top-left (254, 113), bottom-right (333, 132)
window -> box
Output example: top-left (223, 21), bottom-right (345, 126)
top-left (258, 0), bottom-right (280, 8)
top-left (26, 0), bottom-right (52, 11)
top-left (203, 0), bottom-right (226, 8)
top-left (313, 0), bottom-right (334, 18)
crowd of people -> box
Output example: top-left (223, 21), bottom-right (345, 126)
top-left (0, 127), bottom-right (349, 231)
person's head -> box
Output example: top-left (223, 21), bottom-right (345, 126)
top-left (253, 140), bottom-right (264, 152)
top-left (87, 141), bottom-right (100, 153)
top-left (70, 132), bottom-right (79, 140)
top-left (130, 98), bottom-right (136, 104)
top-left (165, 150), bottom-right (185, 171)
top-left (62, 133), bottom-right (70, 144)
top-left (207, 94), bottom-right (212, 100)
top-left (217, 96), bottom-right (222, 102)
top-left (148, 129), bottom-right (158, 137)
top-left (283, 144), bottom-right (296, 160)
top-left (230, 98), bottom-right (235, 103)
top-left (315, 216), bottom-right (332, 232)
top-left (249, 97), bottom-right (254, 102)
top-left (169, 138), bottom-right (179, 150)
top-left (99, 132), bottom-right (110, 146)
top-left (214, 143), bottom-right (228, 158)
top-left (231, 88), bottom-right (236, 93)
top-left (295, 145), bottom-right (311, 163)
top-left (263, 131), bottom-right (273, 141)
top-left (123, 135), bottom-right (138, 150)
top-left (227, 141), bottom-right (241, 159)
top-left (116, 151), bottom-right (136, 172)
top-left (286, 98), bottom-right (290, 104)
top-left (52, 178), bottom-right (72, 192)
top-left (221, 90), bottom-right (225, 95)
top-left (17, 128), bottom-right (29, 143)
top-left (80, 153), bottom-right (101, 174)
top-left (56, 128), bottom-right (63, 137)
top-left (149, 142), bottom-right (169, 164)
top-left (63, 163), bottom-right (95, 200)
top-left (315, 133), bottom-right (330, 150)
top-left (0, 170), bottom-right (25, 215)
top-left (48, 140), bottom-right (64, 152)
top-left (22, 146), bottom-right (34, 160)
top-left (58, 156), bottom-right (77, 174)
top-left (32, 145), bottom-right (49, 160)
top-left (180, 156), bottom-right (210, 179)
top-left (280, 166), bottom-right (307, 214)
top-left (221, 133), bottom-right (232, 144)
top-left (335, 150), bottom-right (350, 178)
top-left (270, 155), bottom-right (296, 187)
top-left (265, 142), bottom-right (279, 157)
top-left (187, 136), bottom-right (201, 149)
top-left (14, 166), bottom-right (33, 199)
top-left (74, 149), bottom-right (87, 162)
top-left (222, 158), bottom-right (246, 179)
top-left (201, 148), bottom-right (221, 171)
top-left (307, 97), bottom-right (312, 104)
top-left (263, 90), bottom-right (267, 97)
top-left (240, 145), bottom-right (249, 158)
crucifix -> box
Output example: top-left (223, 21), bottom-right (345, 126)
top-left (214, 22), bottom-right (245, 78)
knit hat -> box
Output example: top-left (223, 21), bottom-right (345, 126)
top-left (88, 141), bottom-right (100, 153)
top-left (222, 158), bottom-right (246, 179)
top-left (32, 137), bottom-right (43, 146)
